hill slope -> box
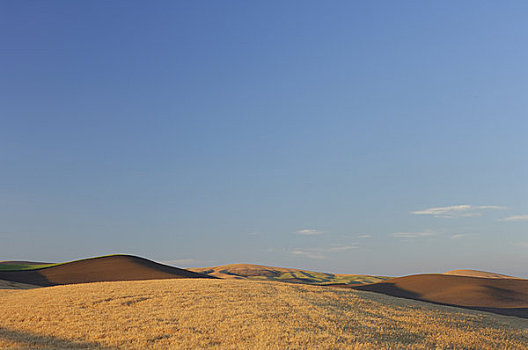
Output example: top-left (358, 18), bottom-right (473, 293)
top-left (350, 274), bottom-right (528, 318)
top-left (0, 255), bottom-right (215, 287)
top-left (189, 264), bottom-right (387, 285)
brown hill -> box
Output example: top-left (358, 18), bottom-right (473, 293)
top-left (444, 269), bottom-right (520, 279)
top-left (349, 274), bottom-right (528, 318)
top-left (0, 255), bottom-right (216, 287)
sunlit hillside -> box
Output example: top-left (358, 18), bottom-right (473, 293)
top-left (0, 279), bottom-right (526, 349)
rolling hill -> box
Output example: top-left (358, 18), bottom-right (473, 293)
top-left (349, 273), bottom-right (528, 318)
top-left (0, 255), bottom-right (215, 287)
top-left (189, 263), bottom-right (388, 285)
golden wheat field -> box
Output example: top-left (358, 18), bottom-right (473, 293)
top-left (0, 279), bottom-right (526, 349)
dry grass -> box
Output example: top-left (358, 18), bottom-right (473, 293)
top-left (0, 279), bottom-right (526, 349)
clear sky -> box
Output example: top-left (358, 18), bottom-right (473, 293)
top-left (1, 1), bottom-right (527, 277)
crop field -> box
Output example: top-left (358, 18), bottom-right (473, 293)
top-left (0, 279), bottom-right (526, 349)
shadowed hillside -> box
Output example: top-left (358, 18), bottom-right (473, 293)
top-left (189, 264), bottom-right (388, 285)
top-left (0, 280), bottom-right (39, 290)
top-left (0, 255), bottom-right (215, 287)
top-left (349, 274), bottom-right (528, 318)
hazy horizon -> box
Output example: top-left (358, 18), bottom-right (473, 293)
top-left (1, 1), bottom-right (527, 278)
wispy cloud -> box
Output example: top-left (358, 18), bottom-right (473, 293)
top-left (500, 215), bottom-right (528, 222)
top-left (290, 244), bottom-right (358, 259)
top-left (450, 234), bottom-right (468, 239)
top-left (358, 234), bottom-right (371, 239)
top-left (324, 245), bottom-right (359, 252)
top-left (291, 249), bottom-right (325, 259)
top-left (411, 204), bottom-right (504, 218)
top-left (295, 229), bottom-right (324, 235)
top-left (162, 258), bottom-right (199, 267)
top-left (391, 230), bottom-right (436, 238)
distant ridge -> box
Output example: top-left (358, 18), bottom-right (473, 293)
top-left (0, 261), bottom-right (53, 265)
top-left (349, 274), bottom-right (528, 318)
top-left (0, 255), bottom-right (216, 287)
top-left (190, 263), bottom-right (387, 285)
top-left (444, 269), bottom-right (520, 279)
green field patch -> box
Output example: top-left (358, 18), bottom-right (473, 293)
top-left (0, 264), bottom-right (57, 271)
top-left (0, 254), bottom-right (136, 272)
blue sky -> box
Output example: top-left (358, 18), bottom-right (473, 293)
top-left (1, 1), bottom-right (527, 277)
